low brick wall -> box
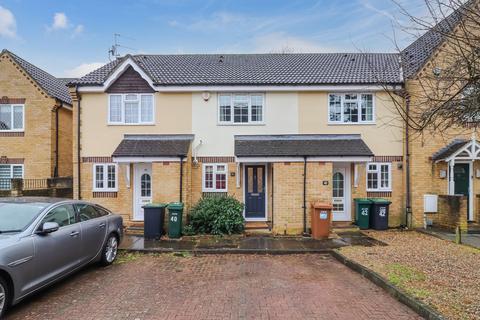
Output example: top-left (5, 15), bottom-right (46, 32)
top-left (425, 195), bottom-right (467, 231)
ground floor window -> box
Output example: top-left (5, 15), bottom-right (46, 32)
top-left (202, 163), bottom-right (227, 192)
top-left (367, 163), bottom-right (391, 191)
top-left (93, 163), bottom-right (118, 192)
top-left (0, 164), bottom-right (23, 190)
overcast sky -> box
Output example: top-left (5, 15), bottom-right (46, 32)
top-left (0, 0), bottom-right (426, 78)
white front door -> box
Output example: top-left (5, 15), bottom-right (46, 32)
top-left (332, 164), bottom-right (351, 221)
top-left (133, 163), bottom-right (152, 221)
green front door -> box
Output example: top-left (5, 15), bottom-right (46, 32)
top-left (454, 163), bottom-right (470, 219)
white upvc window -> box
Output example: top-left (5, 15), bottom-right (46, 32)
top-left (328, 93), bottom-right (374, 124)
top-left (108, 94), bottom-right (154, 125)
top-left (93, 164), bottom-right (118, 192)
top-left (0, 104), bottom-right (24, 131)
top-left (218, 93), bottom-right (264, 125)
top-left (202, 163), bottom-right (228, 192)
top-left (367, 163), bottom-right (392, 191)
top-left (0, 164), bottom-right (24, 190)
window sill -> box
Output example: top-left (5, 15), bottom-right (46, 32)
top-left (93, 189), bottom-right (118, 193)
top-left (217, 123), bottom-right (265, 126)
top-left (107, 123), bottom-right (155, 126)
top-left (202, 189), bottom-right (228, 193)
top-left (327, 122), bottom-right (376, 126)
top-left (366, 189), bottom-right (392, 193)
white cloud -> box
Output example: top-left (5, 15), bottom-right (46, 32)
top-left (64, 62), bottom-right (104, 78)
top-left (253, 32), bottom-right (338, 53)
top-left (72, 24), bottom-right (84, 37)
top-left (51, 12), bottom-right (68, 30)
top-left (0, 6), bottom-right (16, 38)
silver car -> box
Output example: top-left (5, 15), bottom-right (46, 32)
top-left (0, 197), bottom-right (123, 317)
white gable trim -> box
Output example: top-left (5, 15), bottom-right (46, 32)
top-left (79, 58), bottom-right (155, 93)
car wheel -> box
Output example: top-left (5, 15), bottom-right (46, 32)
top-left (100, 234), bottom-right (118, 266)
top-left (0, 276), bottom-right (9, 317)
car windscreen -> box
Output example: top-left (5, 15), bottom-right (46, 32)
top-left (0, 202), bottom-right (47, 233)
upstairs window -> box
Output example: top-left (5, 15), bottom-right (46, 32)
top-left (328, 93), bottom-right (374, 124)
top-left (0, 104), bottom-right (24, 131)
top-left (218, 93), bottom-right (264, 124)
top-left (93, 164), bottom-right (117, 192)
top-left (202, 164), bottom-right (227, 192)
top-left (367, 163), bottom-right (391, 191)
top-left (108, 94), bottom-right (154, 125)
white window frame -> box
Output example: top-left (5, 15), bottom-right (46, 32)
top-left (0, 164), bottom-right (24, 178)
top-left (0, 104), bottom-right (25, 132)
top-left (327, 93), bottom-right (375, 125)
top-left (217, 93), bottom-right (265, 125)
top-left (366, 162), bottom-right (392, 192)
top-left (92, 163), bottom-right (118, 192)
top-left (202, 163), bottom-right (228, 192)
top-left (107, 94), bottom-right (155, 125)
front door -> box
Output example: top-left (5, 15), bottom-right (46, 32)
top-left (245, 165), bottom-right (266, 220)
top-left (134, 163), bottom-right (152, 221)
top-left (332, 164), bottom-right (351, 221)
top-left (454, 163), bottom-right (471, 220)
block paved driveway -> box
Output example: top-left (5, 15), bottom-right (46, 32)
top-left (5, 254), bottom-right (421, 320)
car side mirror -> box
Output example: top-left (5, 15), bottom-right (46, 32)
top-left (39, 222), bottom-right (60, 234)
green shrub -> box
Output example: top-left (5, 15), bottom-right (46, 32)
top-left (187, 196), bottom-right (245, 235)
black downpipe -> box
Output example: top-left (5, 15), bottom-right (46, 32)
top-left (405, 96), bottom-right (411, 228)
top-left (270, 164), bottom-right (274, 231)
top-left (303, 156), bottom-right (307, 234)
top-left (179, 155), bottom-right (184, 202)
top-left (76, 89), bottom-right (81, 199)
top-left (54, 105), bottom-right (61, 177)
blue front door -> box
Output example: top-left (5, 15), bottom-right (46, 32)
top-left (245, 165), bottom-right (266, 219)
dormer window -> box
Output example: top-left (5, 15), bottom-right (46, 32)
top-left (108, 94), bottom-right (154, 125)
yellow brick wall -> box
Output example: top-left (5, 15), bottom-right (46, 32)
top-left (57, 106), bottom-right (73, 177)
top-left (272, 162), bottom-right (332, 235)
top-left (0, 53), bottom-right (57, 179)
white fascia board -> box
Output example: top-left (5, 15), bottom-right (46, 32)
top-left (78, 84), bottom-right (402, 93)
top-left (112, 156), bottom-right (185, 163)
top-left (236, 156), bottom-right (373, 163)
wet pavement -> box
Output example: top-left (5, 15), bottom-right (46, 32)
top-left (119, 230), bottom-right (385, 253)
top-left (418, 227), bottom-right (480, 249)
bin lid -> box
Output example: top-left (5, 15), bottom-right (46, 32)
top-left (311, 202), bottom-right (333, 209)
top-left (370, 198), bottom-right (392, 204)
top-left (354, 198), bottom-right (372, 203)
top-left (167, 202), bottom-right (184, 209)
top-left (142, 203), bottom-right (167, 208)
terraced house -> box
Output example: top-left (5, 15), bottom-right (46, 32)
top-left (68, 1), bottom-right (480, 234)
top-left (68, 53), bottom-right (405, 234)
top-left (0, 50), bottom-right (73, 192)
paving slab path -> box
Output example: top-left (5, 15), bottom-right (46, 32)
top-left (5, 254), bottom-right (421, 320)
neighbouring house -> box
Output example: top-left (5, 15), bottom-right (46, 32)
top-left (401, 2), bottom-right (480, 232)
top-left (0, 49), bottom-right (73, 194)
top-left (69, 54), bottom-right (405, 234)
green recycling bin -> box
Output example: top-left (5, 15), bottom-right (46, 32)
top-left (354, 198), bottom-right (372, 229)
top-left (167, 202), bottom-right (184, 238)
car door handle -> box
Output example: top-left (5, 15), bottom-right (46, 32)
top-left (99, 223), bottom-right (106, 228)
top-left (70, 231), bottom-right (80, 237)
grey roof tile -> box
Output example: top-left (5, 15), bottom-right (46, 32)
top-left (431, 139), bottom-right (469, 161)
top-left (401, 1), bottom-right (470, 78)
top-left (112, 134), bottom-right (194, 158)
top-left (2, 50), bottom-right (72, 105)
top-left (234, 134), bottom-right (374, 157)
top-left (72, 53), bottom-right (402, 86)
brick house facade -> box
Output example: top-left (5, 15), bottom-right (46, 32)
top-left (0, 50), bottom-right (73, 187)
